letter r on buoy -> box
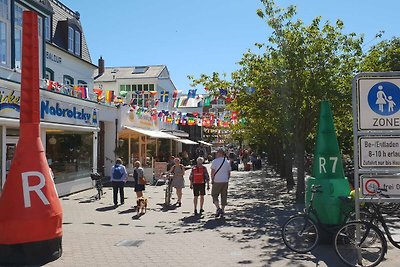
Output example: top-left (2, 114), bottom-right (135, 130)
top-left (22, 171), bottom-right (50, 208)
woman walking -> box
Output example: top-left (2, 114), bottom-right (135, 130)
top-left (169, 157), bottom-right (185, 207)
top-left (133, 161), bottom-right (145, 199)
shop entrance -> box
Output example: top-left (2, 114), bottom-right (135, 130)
top-left (5, 136), bottom-right (18, 177)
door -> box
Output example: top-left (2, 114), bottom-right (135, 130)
top-left (5, 137), bottom-right (18, 176)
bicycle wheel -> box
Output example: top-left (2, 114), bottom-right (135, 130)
top-left (282, 214), bottom-right (318, 253)
top-left (164, 183), bottom-right (171, 206)
top-left (378, 202), bottom-right (400, 214)
top-left (334, 221), bottom-right (386, 267)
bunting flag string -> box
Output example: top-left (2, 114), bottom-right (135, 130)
top-left (46, 80), bottom-right (241, 127)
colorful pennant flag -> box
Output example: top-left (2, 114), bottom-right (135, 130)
top-left (203, 96), bottom-right (211, 107)
top-left (188, 89), bottom-right (197, 98)
top-left (172, 90), bottom-right (178, 99)
top-left (105, 90), bottom-right (114, 103)
top-left (219, 88), bottom-right (227, 96)
top-left (160, 90), bottom-right (169, 102)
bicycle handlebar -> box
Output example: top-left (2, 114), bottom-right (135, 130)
top-left (310, 184), bottom-right (323, 193)
top-left (367, 187), bottom-right (390, 199)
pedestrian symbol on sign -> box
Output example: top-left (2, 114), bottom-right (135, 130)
top-left (368, 82), bottom-right (400, 116)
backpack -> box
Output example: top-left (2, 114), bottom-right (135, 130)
top-left (113, 165), bottom-right (124, 180)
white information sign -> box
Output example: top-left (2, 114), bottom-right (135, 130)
top-left (359, 137), bottom-right (400, 167)
top-left (361, 175), bottom-right (400, 196)
top-left (358, 78), bottom-right (400, 130)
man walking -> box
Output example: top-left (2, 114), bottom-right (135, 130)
top-left (211, 148), bottom-right (231, 218)
top-left (110, 158), bottom-right (128, 206)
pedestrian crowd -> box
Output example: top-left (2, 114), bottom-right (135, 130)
top-left (108, 146), bottom-right (264, 218)
top-left (109, 147), bottom-right (238, 218)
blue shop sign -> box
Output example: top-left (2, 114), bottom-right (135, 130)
top-left (40, 100), bottom-right (98, 126)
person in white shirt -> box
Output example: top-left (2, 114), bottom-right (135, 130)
top-left (210, 148), bottom-right (231, 218)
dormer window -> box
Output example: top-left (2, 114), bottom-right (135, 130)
top-left (68, 25), bottom-right (81, 56)
top-left (132, 66), bottom-right (148, 74)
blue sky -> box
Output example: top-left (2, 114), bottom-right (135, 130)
top-left (61, 0), bottom-right (400, 93)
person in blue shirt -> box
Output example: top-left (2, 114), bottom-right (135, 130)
top-left (110, 158), bottom-right (128, 206)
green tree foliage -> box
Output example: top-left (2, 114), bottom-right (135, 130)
top-left (362, 37), bottom-right (400, 72)
top-left (190, 0), bottom-right (364, 201)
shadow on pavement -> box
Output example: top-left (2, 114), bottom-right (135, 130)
top-left (96, 205), bottom-right (117, 212)
top-left (161, 169), bottom-right (345, 266)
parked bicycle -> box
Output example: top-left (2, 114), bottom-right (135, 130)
top-left (334, 188), bottom-right (400, 267)
top-left (281, 184), bottom-right (353, 253)
top-left (163, 172), bottom-right (174, 208)
top-left (90, 172), bottom-right (103, 200)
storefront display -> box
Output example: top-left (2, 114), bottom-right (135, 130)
top-left (45, 131), bottom-right (93, 183)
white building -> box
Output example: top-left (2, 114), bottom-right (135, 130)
top-left (94, 63), bottom-right (198, 178)
top-left (0, 0), bottom-right (118, 196)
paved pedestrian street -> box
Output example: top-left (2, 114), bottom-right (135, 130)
top-left (46, 165), bottom-right (398, 267)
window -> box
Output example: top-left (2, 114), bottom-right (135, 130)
top-left (74, 30), bottom-right (80, 56)
top-left (68, 26), bottom-right (81, 56)
top-left (63, 75), bottom-right (74, 85)
top-left (0, 0), bottom-right (8, 66)
top-left (144, 84), bottom-right (148, 91)
top-left (45, 68), bottom-right (54, 80)
top-left (120, 85), bottom-right (125, 91)
top-left (68, 26), bottom-right (74, 52)
top-left (125, 85), bottom-right (131, 91)
top-left (14, 4), bottom-right (23, 69)
top-left (149, 84), bottom-right (155, 91)
top-left (0, 0), bottom-right (9, 19)
top-left (46, 131), bottom-right (93, 183)
top-left (0, 21), bottom-right (6, 65)
top-left (44, 16), bottom-right (51, 41)
top-left (77, 80), bottom-right (87, 86)
top-left (132, 66), bottom-right (148, 74)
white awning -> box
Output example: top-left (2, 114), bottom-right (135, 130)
top-left (124, 126), bottom-right (179, 139)
top-left (198, 140), bottom-right (212, 146)
top-left (41, 122), bottom-right (100, 132)
top-left (176, 138), bottom-right (198, 145)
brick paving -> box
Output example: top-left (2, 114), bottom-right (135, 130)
top-left (44, 165), bottom-right (398, 267)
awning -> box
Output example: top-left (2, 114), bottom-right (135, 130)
top-left (198, 140), bottom-right (212, 146)
top-left (124, 126), bottom-right (179, 139)
top-left (42, 122), bottom-right (100, 132)
top-left (176, 138), bottom-right (198, 145)
top-left (161, 129), bottom-right (189, 138)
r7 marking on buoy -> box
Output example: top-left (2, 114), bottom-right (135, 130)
top-left (319, 156), bottom-right (338, 173)
top-left (22, 171), bottom-right (50, 208)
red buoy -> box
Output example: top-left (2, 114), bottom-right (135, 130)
top-left (0, 11), bottom-right (63, 265)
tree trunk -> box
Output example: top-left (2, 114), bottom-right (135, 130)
top-left (295, 137), bottom-right (306, 202)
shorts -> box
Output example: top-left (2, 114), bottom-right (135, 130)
top-left (134, 184), bottom-right (145, 192)
top-left (192, 183), bottom-right (206, 197)
top-left (211, 182), bottom-right (228, 206)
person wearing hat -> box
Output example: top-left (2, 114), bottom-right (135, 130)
top-left (210, 148), bottom-right (231, 218)
top-left (110, 158), bottom-right (128, 206)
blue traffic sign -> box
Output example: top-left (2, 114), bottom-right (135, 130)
top-left (367, 81), bottom-right (400, 116)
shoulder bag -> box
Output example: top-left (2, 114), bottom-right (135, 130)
top-left (214, 157), bottom-right (225, 176)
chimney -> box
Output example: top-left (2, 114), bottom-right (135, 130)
top-left (98, 56), bottom-right (104, 76)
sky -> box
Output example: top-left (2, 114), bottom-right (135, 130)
top-left (61, 0), bottom-right (400, 93)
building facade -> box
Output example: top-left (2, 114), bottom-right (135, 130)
top-left (0, 0), bottom-right (118, 196)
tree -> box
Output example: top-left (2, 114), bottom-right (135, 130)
top-left (362, 37), bottom-right (400, 72)
top-left (190, 0), bottom-right (364, 201)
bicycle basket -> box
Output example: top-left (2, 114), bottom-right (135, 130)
top-left (90, 173), bottom-right (102, 181)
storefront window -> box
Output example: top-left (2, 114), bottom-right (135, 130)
top-left (46, 131), bottom-right (93, 183)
